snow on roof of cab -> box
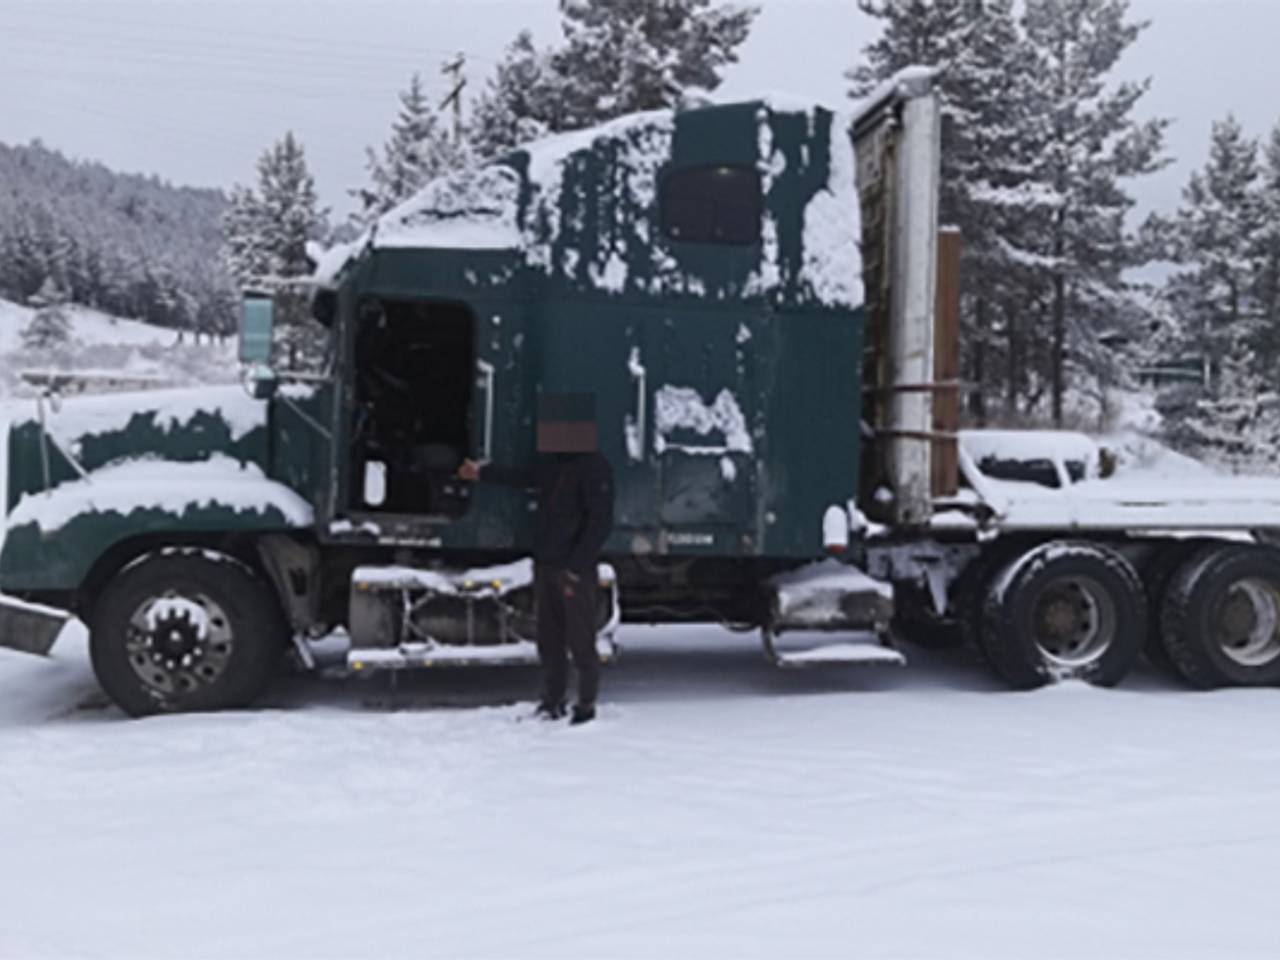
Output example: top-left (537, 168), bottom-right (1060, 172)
top-left (373, 164), bottom-right (523, 252)
top-left (316, 98), bottom-right (864, 308)
top-left (517, 108), bottom-right (672, 186)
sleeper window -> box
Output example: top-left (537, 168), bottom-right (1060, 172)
top-left (660, 166), bottom-right (762, 245)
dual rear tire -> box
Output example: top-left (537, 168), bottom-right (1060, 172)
top-left (971, 539), bottom-right (1280, 690)
top-left (1158, 544), bottom-right (1280, 688)
top-left (979, 541), bottom-right (1144, 690)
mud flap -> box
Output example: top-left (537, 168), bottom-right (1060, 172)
top-left (0, 595), bottom-right (71, 656)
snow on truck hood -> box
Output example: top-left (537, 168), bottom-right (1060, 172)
top-left (5, 455), bottom-right (314, 535)
top-left (315, 99), bottom-right (864, 309)
top-left (27, 384), bottom-right (269, 461)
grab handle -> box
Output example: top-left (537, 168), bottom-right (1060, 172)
top-left (625, 347), bottom-right (646, 461)
top-left (476, 359), bottom-right (495, 460)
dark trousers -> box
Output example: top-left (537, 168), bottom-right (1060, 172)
top-left (534, 565), bottom-right (600, 706)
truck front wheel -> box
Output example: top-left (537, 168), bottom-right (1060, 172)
top-left (89, 550), bottom-right (288, 717)
top-left (980, 542), bottom-right (1145, 690)
top-left (1161, 544), bottom-right (1280, 688)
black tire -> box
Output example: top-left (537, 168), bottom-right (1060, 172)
top-left (952, 540), bottom-right (1034, 663)
top-left (891, 581), bottom-right (964, 649)
top-left (980, 541), bottom-right (1145, 690)
top-left (89, 550), bottom-right (288, 717)
top-left (892, 614), bottom-right (964, 650)
top-left (1160, 543), bottom-right (1280, 689)
top-left (1137, 540), bottom-right (1208, 675)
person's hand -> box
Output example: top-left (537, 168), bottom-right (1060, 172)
top-left (562, 570), bottom-right (580, 597)
top-left (457, 459), bottom-right (481, 481)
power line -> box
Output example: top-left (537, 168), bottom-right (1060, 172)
top-left (3, 93), bottom-right (273, 155)
top-left (1, 35), bottom-right (475, 84)
top-left (0, 50), bottom-right (458, 100)
top-left (2, 6), bottom-right (502, 66)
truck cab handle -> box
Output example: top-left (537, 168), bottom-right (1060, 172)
top-left (476, 359), bottom-right (495, 461)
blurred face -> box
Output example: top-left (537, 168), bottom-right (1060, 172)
top-left (537, 420), bottom-right (598, 453)
top-left (537, 392), bottom-right (597, 453)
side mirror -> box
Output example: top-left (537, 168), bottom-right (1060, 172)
top-left (246, 364), bottom-right (278, 400)
top-left (239, 291), bottom-right (275, 365)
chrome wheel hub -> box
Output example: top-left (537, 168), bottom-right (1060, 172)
top-left (1216, 578), bottom-right (1280, 668)
top-left (1032, 577), bottom-right (1115, 668)
top-left (125, 593), bottom-right (234, 695)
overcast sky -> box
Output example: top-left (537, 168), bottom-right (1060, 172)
top-left (2, 0), bottom-right (1279, 221)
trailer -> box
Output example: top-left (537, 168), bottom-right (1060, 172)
top-left (3, 69), bottom-right (1280, 715)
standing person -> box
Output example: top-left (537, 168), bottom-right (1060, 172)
top-left (458, 393), bottom-right (615, 724)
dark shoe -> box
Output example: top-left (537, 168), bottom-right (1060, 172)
top-left (569, 703), bottom-right (596, 726)
top-left (534, 700), bottom-right (566, 721)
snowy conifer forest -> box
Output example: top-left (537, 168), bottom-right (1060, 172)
top-left (0, 139), bottom-right (235, 335)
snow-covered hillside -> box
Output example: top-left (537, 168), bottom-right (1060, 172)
top-left (3, 625), bottom-right (1280, 959)
top-left (0, 299), bottom-right (182, 353)
top-left (0, 298), bottom-right (236, 398)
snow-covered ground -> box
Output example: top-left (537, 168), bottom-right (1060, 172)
top-left (0, 299), bottom-right (184, 353)
top-left (0, 298), bottom-right (236, 399)
top-left (2, 625), bottom-right (1279, 959)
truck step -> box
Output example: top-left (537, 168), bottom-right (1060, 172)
top-left (767, 559), bottom-right (895, 633)
top-left (770, 641), bottom-right (906, 669)
top-left (349, 636), bottom-right (618, 672)
top-left (763, 629), bottom-right (906, 669)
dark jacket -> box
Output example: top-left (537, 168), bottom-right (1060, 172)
top-left (480, 453), bottom-right (615, 573)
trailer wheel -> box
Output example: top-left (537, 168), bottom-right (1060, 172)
top-left (89, 550), bottom-right (288, 717)
top-left (1160, 544), bottom-right (1280, 688)
top-left (980, 541), bottom-right (1145, 690)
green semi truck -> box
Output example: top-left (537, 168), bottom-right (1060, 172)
top-left (4, 71), bottom-right (1280, 715)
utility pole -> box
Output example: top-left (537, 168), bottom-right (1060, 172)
top-left (440, 53), bottom-right (467, 144)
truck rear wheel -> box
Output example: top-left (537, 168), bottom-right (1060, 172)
top-left (953, 539), bottom-right (1037, 665)
top-left (1137, 540), bottom-right (1206, 676)
top-left (89, 550), bottom-right (288, 717)
top-left (980, 541), bottom-right (1145, 690)
top-left (1160, 544), bottom-right (1280, 688)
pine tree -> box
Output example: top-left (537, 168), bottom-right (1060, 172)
top-left (255, 132), bottom-right (324, 282)
top-left (222, 184), bottom-right (271, 289)
top-left (21, 276), bottom-right (73, 351)
top-left (353, 74), bottom-right (464, 226)
top-left (1255, 123), bottom-right (1280, 373)
top-left (554, 0), bottom-right (758, 125)
top-left (470, 31), bottom-right (565, 158)
top-left (222, 132), bottom-right (327, 370)
top-left (1153, 116), bottom-right (1280, 470)
top-left (1019, 0), bottom-right (1169, 424)
top-left (1157, 116), bottom-right (1263, 392)
top-left (472, 0), bottom-right (758, 158)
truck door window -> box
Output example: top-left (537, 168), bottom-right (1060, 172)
top-left (660, 165), bottom-right (762, 245)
